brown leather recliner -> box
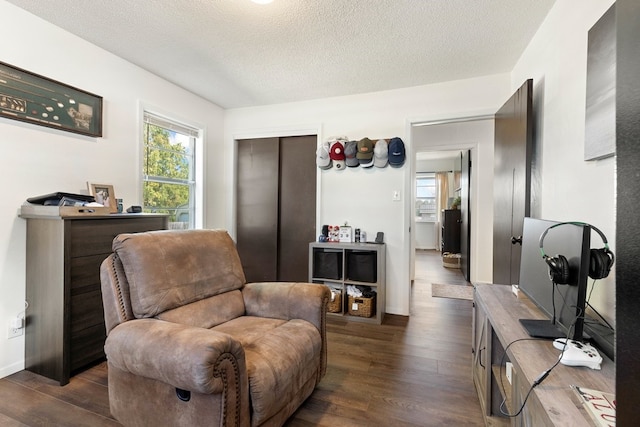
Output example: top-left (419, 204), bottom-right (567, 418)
top-left (100, 229), bottom-right (330, 427)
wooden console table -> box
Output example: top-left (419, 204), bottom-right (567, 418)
top-left (472, 284), bottom-right (615, 426)
top-left (22, 213), bottom-right (168, 385)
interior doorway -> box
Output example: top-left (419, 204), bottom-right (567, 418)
top-left (409, 116), bottom-right (495, 291)
top-left (414, 150), bottom-right (469, 285)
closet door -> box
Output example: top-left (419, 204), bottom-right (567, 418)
top-left (278, 135), bottom-right (317, 281)
top-left (237, 138), bottom-right (279, 282)
top-left (236, 135), bottom-right (317, 283)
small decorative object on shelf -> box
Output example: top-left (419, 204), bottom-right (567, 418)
top-left (571, 385), bottom-right (616, 427)
top-left (327, 225), bottom-right (340, 242)
top-left (87, 182), bottom-right (118, 213)
top-left (339, 222), bottom-right (352, 242)
top-left (451, 196), bottom-right (461, 209)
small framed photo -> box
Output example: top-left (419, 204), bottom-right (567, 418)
top-left (87, 182), bottom-right (117, 213)
top-left (339, 226), bottom-right (352, 243)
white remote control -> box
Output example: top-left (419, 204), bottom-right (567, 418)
top-left (552, 338), bottom-right (602, 370)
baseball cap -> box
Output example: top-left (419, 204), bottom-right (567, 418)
top-left (357, 138), bottom-right (374, 163)
top-left (344, 140), bottom-right (359, 167)
top-left (388, 137), bottom-right (405, 167)
top-left (329, 140), bottom-right (346, 170)
top-left (316, 140), bottom-right (332, 169)
top-left (373, 139), bottom-right (388, 168)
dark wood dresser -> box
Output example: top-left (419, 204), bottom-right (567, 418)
top-left (22, 213), bottom-right (168, 385)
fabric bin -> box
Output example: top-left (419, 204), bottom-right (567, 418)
top-left (346, 251), bottom-right (377, 283)
top-left (313, 250), bottom-right (343, 279)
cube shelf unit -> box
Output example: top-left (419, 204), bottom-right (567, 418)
top-left (308, 241), bottom-right (385, 324)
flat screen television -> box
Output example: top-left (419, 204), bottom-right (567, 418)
top-left (517, 218), bottom-right (590, 341)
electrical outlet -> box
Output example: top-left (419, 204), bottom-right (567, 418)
top-left (7, 319), bottom-right (23, 339)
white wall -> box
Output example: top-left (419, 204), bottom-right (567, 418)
top-left (0, 1), bottom-right (225, 378)
top-left (224, 75), bottom-right (510, 316)
top-left (511, 0), bottom-right (616, 325)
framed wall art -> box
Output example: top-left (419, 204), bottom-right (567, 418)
top-left (0, 61), bottom-right (103, 137)
top-left (88, 183), bottom-right (117, 213)
top-left (585, 4), bottom-right (616, 161)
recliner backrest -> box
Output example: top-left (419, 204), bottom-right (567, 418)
top-left (111, 229), bottom-right (246, 319)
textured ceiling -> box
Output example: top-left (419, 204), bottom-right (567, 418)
top-left (6, 0), bottom-right (555, 109)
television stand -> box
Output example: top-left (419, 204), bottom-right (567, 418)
top-left (473, 284), bottom-right (614, 426)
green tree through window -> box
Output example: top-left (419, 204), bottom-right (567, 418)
top-left (143, 112), bottom-right (197, 228)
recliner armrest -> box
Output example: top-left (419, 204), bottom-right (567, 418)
top-left (242, 282), bottom-right (330, 332)
top-left (104, 319), bottom-right (246, 395)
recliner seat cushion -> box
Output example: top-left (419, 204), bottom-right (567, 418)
top-left (213, 316), bottom-right (322, 425)
top-left (112, 229), bottom-right (246, 318)
top-left (156, 290), bottom-right (246, 328)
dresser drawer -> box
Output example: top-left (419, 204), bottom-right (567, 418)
top-left (69, 254), bottom-right (107, 295)
top-left (68, 217), bottom-right (168, 257)
top-left (70, 323), bottom-right (107, 372)
top-left (70, 289), bottom-right (105, 333)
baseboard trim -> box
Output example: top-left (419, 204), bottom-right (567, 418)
top-left (0, 360), bottom-right (24, 380)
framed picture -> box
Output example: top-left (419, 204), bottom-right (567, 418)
top-left (585, 4), bottom-right (616, 160)
top-left (0, 61), bottom-right (103, 137)
top-left (87, 183), bottom-right (117, 213)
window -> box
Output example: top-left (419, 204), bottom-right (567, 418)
top-left (142, 111), bottom-right (200, 229)
top-left (415, 173), bottom-right (437, 221)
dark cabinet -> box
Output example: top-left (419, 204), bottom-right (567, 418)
top-left (23, 213), bottom-right (168, 385)
top-left (442, 209), bottom-right (461, 253)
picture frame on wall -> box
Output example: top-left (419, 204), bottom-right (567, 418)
top-left (0, 61), bottom-right (103, 137)
top-left (88, 183), bottom-right (117, 213)
top-left (584, 4), bottom-right (616, 161)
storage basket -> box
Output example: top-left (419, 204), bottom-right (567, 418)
top-left (347, 295), bottom-right (375, 318)
top-left (442, 252), bottom-right (461, 269)
top-left (328, 289), bottom-right (342, 313)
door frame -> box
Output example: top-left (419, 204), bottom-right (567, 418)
top-left (406, 113), bottom-right (495, 308)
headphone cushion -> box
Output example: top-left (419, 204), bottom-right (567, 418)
top-left (546, 254), bottom-right (571, 284)
top-left (590, 248), bottom-right (612, 279)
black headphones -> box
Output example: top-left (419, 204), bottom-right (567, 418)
top-left (538, 222), bottom-right (615, 284)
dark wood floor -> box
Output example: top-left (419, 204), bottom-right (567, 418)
top-left (0, 250), bottom-right (480, 426)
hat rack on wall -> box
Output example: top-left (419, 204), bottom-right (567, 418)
top-left (316, 136), bottom-right (405, 170)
